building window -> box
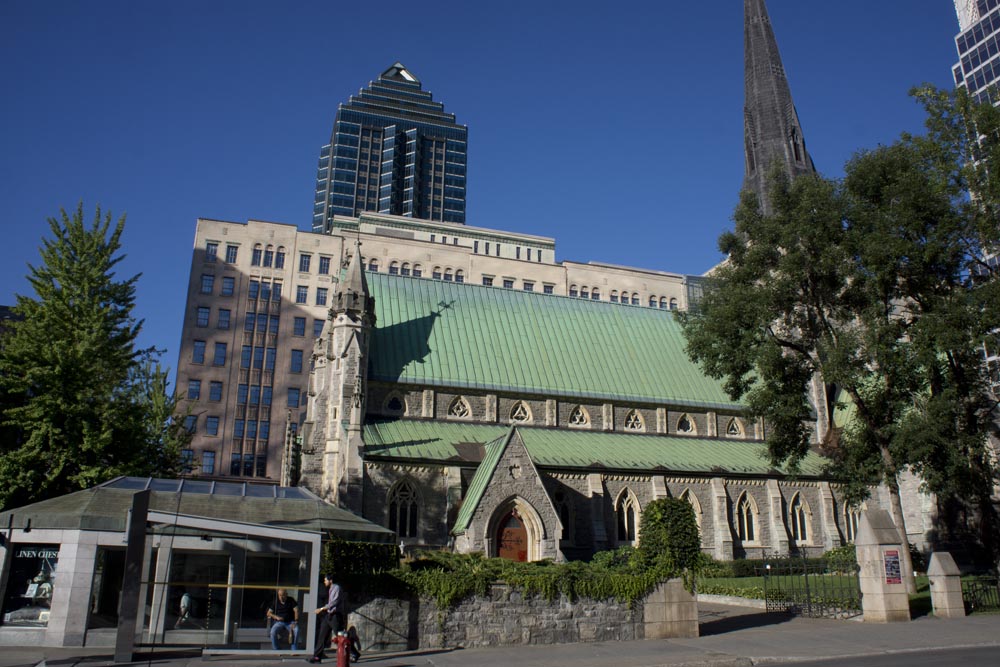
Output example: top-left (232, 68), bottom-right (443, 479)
top-left (237, 384), bottom-right (248, 405)
top-left (196, 306), bottom-right (210, 327)
top-left (290, 349), bottom-right (303, 373)
top-left (401, 262), bottom-right (411, 276)
top-left (217, 309), bottom-right (231, 329)
top-left (205, 242), bottom-right (218, 262)
top-left (503, 278), bottom-right (514, 289)
top-left (234, 418), bottom-right (245, 437)
top-left (256, 454), bottom-right (267, 477)
top-left (447, 396), bottom-right (471, 419)
top-left (252, 347), bottom-right (264, 370)
top-left (659, 297), bottom-right (668, 309)
top-left (213, 342), bottom-right (227, 366)
top-left (288, 387), bottom-right (301, 409)
top-left (244, 313), bottom-right (256, 332)
top-left (412, 264), bottom-right (423, 278)
top-left (726, 418), bottom-right (743, 436)
top-left (230, 453), bottom-right (241, 475)
top-left (631, 294), bottom-right (639, 306)
top-left (649, 296), bottom-right (657, 308)
top-left (251, 244), bottom-right (262, 266)
top-left (523, 281), bottom-right (534, 292)
top-left (187, 379), bottom-right (201, 400)
top-left (554, 490), bottom-right (572, 543)
top-left (616, 491), bottom-right (638, 543)
top-left (192, 340), bottom-right (206, 364)
top-left (387, 481), bottom-right (419, 538)
top-left (238, 346), bottom-right (250, 369)
top-left (591, 288), bottom-right (600, 300)
top-left (319, 256), bottom-right (331, 275)
top-left (789, 494), bottom-right (810, 544)
top-left (268, 315), bottom-right (279, 334)
top-left (295, 286), bottom-right (308, 304)
top-left (581, 287), bottom-right (589, 299)
top-left (482, 276), bottom-right (494, 287)
top-left (569, 285), bottom-right (578, 298)
top-left (316, 287), bottom-right (328, 306)
top-left (485, 242), bottom-right (490, 255)
top-left (624, 409), bottom-right (644, 431)
top-left (221, 276), bottom-right (234, 296)
top-left (183, 415), bottom-right (197, 434)
top-left (264, 348), bottom-right (276, 371)
top-left (299, 254), bottom-right (311, 272)
top-left (293, 317), bottom-right (306, 336)
top-left (669, 298), bottom-right (678, 310)
top-left (248, 280), bottom-right (259, 300)
top-left (677, 414), bottom-right (695, 434)
top-left (313, 319), bottom-right (324, 338)
top-left (527, 248), bottom-right (532, 261)
top-left (444, 269), bottom-right (453, 282)
top-left (200, 274), bottom-right (214, 294)
top-left (275, 247), bottom-right (285, 269)
top-left (389, 261), bottom-right (399, 275)
top-left (610, 291), bottom-right (619, 303)
top-left (568, 405), bottom-right (590, 427)
top-left (509, 401), bottom-right (532, 423)
top-left (736, 493), bottom-right (757, 543)
top-left (209, 381), bottom-right (223, 401)
top-left (368, 258), bottom-right (379, 272)
top-left (202, 451), bottom-right (216, 475)
top-left (263, 245), bottom-right (274, 267)
top-left (206, 416), bottom-right (219, 436)
top-left (180, 448), bottom-right (195, 473)
top-left (844, 503), bottom-right (861, 542)
top-left (474, 240), bottom-right (479, 253)
top-left (224, 244), bottom-right (238, 264)
top-left (383, 393), bottom-right (405, 415)
top-left (543, 284), bottom-right (554, 294)
top-left (455, 269), bottom-right (465, 284)
top-left (432, 267), bottom-right (442, 280)
top-left (516, 246), bottom-right (521, 260)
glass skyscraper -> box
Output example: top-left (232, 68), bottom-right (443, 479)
top-left (312, 63), bottom-right (468, 232)
top-left (952, 0), bottom-right (1000, 104)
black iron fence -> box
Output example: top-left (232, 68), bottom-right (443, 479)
top-left (757, 553), bottom-right (862, 619)
top-left (962, 575), bottom-right (1000, 614)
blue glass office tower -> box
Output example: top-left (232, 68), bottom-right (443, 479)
top-left (312, 63), bottom-right (468, 232)
top-left (952, 0), bottom-right (1000, 104)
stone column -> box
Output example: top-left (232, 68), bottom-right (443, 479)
top-left (766, 480), bottom-right (789, 556)
top-left (927, 552), bottom-right (965, 618)
top-left (706, 412), bottom-right (717, 437)
top-left (710, 478), bottom-right (733, 561)
top-left (421, 389), bottom-right (434, 418)
top-left (587, 474), bottom-right (608, 551)
top-left (856, 509), bottom-right (911, 623)
top-left (818, 482), bottom-right (840, 550)
top-left (655, 407), bottom-right (667, 434)
top-left (643, 579), bottom-right (698, 639)
top-left (545, 399), bottom-right (557, 426)
top-left (45, 530), bottom-right (97, 647)
top-left (601, 404), bottom-right (613, 431)
top-left (486, 394), bottom-right (498, 422)
top-left (651, 477), bottom-right (668, 500)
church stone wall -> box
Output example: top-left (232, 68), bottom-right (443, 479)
top-left (363, 462), bottom-right (454, 549)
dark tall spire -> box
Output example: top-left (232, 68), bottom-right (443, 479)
top-left (743, 0), bottom-right (815, 213)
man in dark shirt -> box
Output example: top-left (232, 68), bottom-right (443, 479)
top-left (266, 588), bottom-right (299, 650)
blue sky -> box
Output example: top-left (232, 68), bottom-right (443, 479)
top-left (0, 0), bottom-right (959, 386)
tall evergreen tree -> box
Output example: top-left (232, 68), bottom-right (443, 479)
top-left (682, 88), bottom-right (1000, 574)
top-left (0, 204), bottom-right (186, 510)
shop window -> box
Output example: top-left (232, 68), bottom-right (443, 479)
top-left (1, 544), bottom-right (58, 627)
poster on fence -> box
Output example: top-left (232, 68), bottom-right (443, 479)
top-left (883, 549), bottom-right (902, 584)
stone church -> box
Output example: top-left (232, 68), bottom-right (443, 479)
top-left (293, 0), bottom-right (936, 562)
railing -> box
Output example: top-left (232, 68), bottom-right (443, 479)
top-left (757, 553), bottom-right (862, 619)
top-left (962, 575), bottom-right (1000, 613)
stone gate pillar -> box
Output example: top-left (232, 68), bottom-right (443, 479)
top-left (856, 509), bottom-right (911, 623)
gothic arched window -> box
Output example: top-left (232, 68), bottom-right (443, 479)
top-left (624, 409), bottom-right (644, 431)
top-left (736, 492), bottom-right (757, 543)
top-left (677, 414), bottom-right (695, 434)
top-left (510, 401), bottom-right (532, 423)
top-left (387, 481), bottom-right (419, 538)
top-left (616, 490), bottom-right (639, 544)
top-left (844, 503), bottom-right (861, 543)
top-left (789, 493), bottom-right (810, 544)
top-left (679, 489), bottom-right (702, 529)
top-left (568, 405), bottom-right (590, 427)
top-left (448, 396), bottom-right (472, 419)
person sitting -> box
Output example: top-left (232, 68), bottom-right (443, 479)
top-left (266, 588), bottom-right (299, 650)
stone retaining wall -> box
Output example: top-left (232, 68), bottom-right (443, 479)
top-left (345, 579), bottom-right (696, 652)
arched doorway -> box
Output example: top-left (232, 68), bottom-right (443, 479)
top-left (496, 510), bottom-right (528, 562)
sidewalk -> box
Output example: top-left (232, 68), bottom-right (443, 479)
top-left (8, 603), bottom-right (1000, 667)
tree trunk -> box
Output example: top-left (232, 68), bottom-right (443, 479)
top-left (885, 472), bottom-right (917, 595)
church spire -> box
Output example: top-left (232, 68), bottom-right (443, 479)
top-left (743, 0), bottom-right (815, 213)
top-left (333, 239), bottom-right (372, 316)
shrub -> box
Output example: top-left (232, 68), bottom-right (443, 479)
top-left (636, 498), bottom-right (702, 574)
top-left (824, 544), bottom-right (858, 574)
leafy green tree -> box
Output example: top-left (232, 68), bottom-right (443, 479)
top-left (0, 204), bottom-right (187, 509)
top-left (681, 87), bottom-right (1000, 581)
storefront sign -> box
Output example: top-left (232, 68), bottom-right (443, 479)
top-left (883, 549), bottom-right (902, 585)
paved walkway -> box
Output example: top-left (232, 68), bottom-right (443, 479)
top-left (7, 604), bottom-right (1000, 667)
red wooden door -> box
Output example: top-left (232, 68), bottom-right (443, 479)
top-left (496, 511), bottom-right (528, 562)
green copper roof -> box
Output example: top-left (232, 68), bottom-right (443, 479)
top-left (452, 429), bottom-right (511, 534)
top-left (366, 272), bottom-right (740, 410)
top-left (363, 419), bottom-right (828, 477)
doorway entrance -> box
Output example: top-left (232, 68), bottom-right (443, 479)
top-left (496, 511), bottom-right (528, 562)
